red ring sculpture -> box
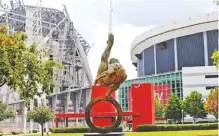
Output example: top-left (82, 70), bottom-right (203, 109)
top-left (85, 96), bottom-right (122, 133)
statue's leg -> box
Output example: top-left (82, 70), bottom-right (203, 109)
top-left (106, 84), bottom-right (120, 97)
top-left (96, 33), bottom-right (114, 77)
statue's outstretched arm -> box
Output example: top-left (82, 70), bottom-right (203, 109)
top-left (101, 33), bottom-right (114, 61)
top-left (96, 34), bottom-right (114, 77)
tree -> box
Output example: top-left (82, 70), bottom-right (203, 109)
top-left (0, 101), bottom-right (15, 120)
top-left (184, 91), bottom-right (207, 123)
top-left (0, 25), bottom-right (63, 103)
top-left (154, 98), bottom-right (164, 117)
top-left (204, 87), bottom-right (218, 119)
top-left (213, 0), bottom-right (219, 5)
top-left (211, 50), bottom-right (219, 68)
top-left (27, 106), bottom-right (54, 136)
top-left (165, 94), bottom-right (183, 123)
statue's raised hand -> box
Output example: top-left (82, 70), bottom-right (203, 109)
top-left (107, 33), bottom-right (114, 45)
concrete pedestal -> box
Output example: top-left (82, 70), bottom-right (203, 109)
top-left (84, 132), bottom-right (124, 136)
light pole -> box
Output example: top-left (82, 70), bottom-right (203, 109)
top-left (181, 109), bottom-right (184, 124)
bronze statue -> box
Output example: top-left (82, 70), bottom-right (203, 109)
top-left (85, 33), bottom-right (127, 134)
top-left (95, 33), bottom-right (127, 96)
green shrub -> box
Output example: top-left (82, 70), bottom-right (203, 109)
top-left (50, 127), bottom-right (122, 133)
top-left (32, 130), bottom-right (38, 133)
top-left (136, 123), bottom-right (218, 132)
top-left (0, 132), bottom-right (12, 136)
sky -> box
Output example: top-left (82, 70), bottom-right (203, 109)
top-left (2, 0), bottom-right (218, 80)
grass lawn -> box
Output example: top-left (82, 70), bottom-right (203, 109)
top-left (125, 130), bottom-right (218, 136)
top-left (29, 130), bottom-right (218, 136)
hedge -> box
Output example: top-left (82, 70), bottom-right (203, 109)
top-left (136, 123), bottom-right (218, 132)
top-left (50, 127), bottom-right (122, 133)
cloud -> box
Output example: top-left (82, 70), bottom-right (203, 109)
top-left (5, 0), bottom-right (216, 80)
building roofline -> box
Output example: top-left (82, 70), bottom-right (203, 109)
top-left (131, 11), bottom-right (218, 63)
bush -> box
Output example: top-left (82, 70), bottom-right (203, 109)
top-left (196, 121), bottom-right (218, 123)
top-left (50, 127), bottom-right (89, 133)
top-left (173, 121), bottom-right (217, 124)
top-left (11, 131), bottom-right (19, 135)
top-left (136, 123), bottom-right (218, 132)
top-left (0, 132), bottom-right (12, 136)
top-left (30, 130), bottom-right (38, 133)
top-left (50, 127), bottom-right (122, 133)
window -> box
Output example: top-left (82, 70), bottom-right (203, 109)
top-left (159, 42), bottom-right (167, 50)
top-left (205, 75), bottom-right (219, 78)
top-left (206, 86), bottom-right (218, 90)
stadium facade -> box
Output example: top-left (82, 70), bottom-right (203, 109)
top-left (119, 12), bottom-right (218, 125)
top-left (0, 0), bottom-right (93, 133)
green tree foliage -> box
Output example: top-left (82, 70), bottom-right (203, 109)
top-left (154, 98), bottom-right (164, 117)
top-left (184, 91), bottom-right (207, 123)
top-left (0, 25), bottom-right (63, 103)
top-left (211, 50), bottom-right (219, 68)
top-left (27, 106), bottom-right (54, 136)
top-left (0, 101), bottom-right (15, 120)
top-left (204, 87), bottom-right (218, 119)
top-left (165, 94), bottom-right (182, 123)
top-left (213, 0), bottom-right (219, 5)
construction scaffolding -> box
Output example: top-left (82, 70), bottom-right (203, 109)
top-left (0, 0), bottom-right (93, 133)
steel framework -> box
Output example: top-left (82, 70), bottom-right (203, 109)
top-left (0, 0), bottom-right (93, 98)
top-left (0, 0), bottom-right (93, 132)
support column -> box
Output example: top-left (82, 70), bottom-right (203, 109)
top-left (30, 99), bottom-right (34, 134)
top-left (42, 93), bottom-right (48, 133)
top-left (65, 92), bottom-right (70, 113)
top-left (23, 106), bottom-right (27, 134)
top-left (203, 31), bottom-right (208, 66)
top-left (65, 118), bottom-right (68, 127)
top-left (137, 59), bottom-right (139, 77)
top-left (16, 112), bottom-right (19, 133)
top-left (86, 89), bottom-right (91, 106)
top-left (65, 92), bottom-right (70, 127)
top-left (52, 95), bottom-right (57, 113)
top-left (143, 50), bottom-right (145, 76)
top-left (37, 97), bottom-right (42, 134)
top-left (154, 45), bottom-right (157, 74)
top-left (174, 38), bottom-right (178, 71)
top-left (55, 118), bottom-right (58, 128)
top-left (75, 92), bottom-right (79, 127)
top-left (52, 95), bottom-right (57, 128)
top-left (45, 122), bottom-right (48, 133)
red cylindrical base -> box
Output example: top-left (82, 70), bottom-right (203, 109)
top-left (91, 86), bottom-right (116, 127)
